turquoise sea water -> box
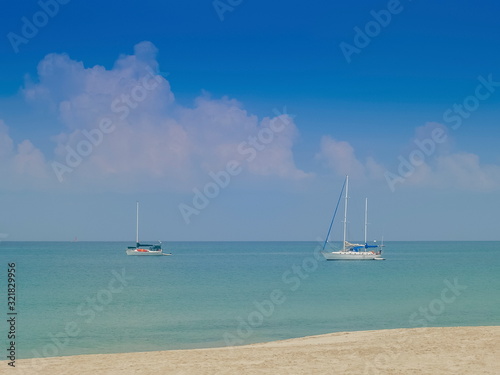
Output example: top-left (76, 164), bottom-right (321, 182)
top-left (1, 241), bottom-right (499, 359)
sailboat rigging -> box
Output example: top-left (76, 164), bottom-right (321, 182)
top-left (321, 176), bottom-right (385, 261)
top-left (125, 202), bottom-right (170, 256)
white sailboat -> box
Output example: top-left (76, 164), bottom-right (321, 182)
top-left (125, 202), bottom-right (169, 256)
top-left (321, 176), bottom-right (384, 261)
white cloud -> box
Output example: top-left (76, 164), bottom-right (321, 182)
top-left (386, 122), bottom-right (500, 191)
top-left (316, 135), bottom-right (384, 180)
top-left (7, 41), bottom-right (309, 191)
top-left (414, 153), bottom-right (500, 191)
top-left (178, 96), bottom-right (310, 180)
top-left (317, 124), bottom-right (500, 192)
top-left (0, 121), bottom-right (52, 190)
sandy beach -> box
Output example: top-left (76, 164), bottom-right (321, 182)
top-left (4, 326), bottom-right (499, 374)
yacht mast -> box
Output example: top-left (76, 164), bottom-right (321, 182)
top-left (343, 175), bottom-right (349, 251)
top-left (364, 198), bottom-right (368, 245)
top-left (136, 201), bottom-right (139, 246)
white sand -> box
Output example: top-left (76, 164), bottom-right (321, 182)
top-left (4, 326), bottom-right (499, 374)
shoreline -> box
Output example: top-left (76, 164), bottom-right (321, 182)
top-left (4, 326), bottom-right (500, 374)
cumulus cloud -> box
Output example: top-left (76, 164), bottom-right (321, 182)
top-left (4, 41), bottom-right (309, 191)
top-left (318, 122), bottom-right (500, 192)
top-left (0, 120), bottom-right (52, 190)
top-left (385, 122), bottom-right (500, 191)
top-left (408, 152), bottom-right (500, 191)
top-left (316, 135), bottom-right (384, 180)
top-left (178, 97), bottom-right (310, 180)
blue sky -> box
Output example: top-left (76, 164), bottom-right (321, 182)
top-left (1, 0), bottom-right (500, 241)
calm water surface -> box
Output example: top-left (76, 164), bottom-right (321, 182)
top-left (0, 241), bottom-right (498, 359)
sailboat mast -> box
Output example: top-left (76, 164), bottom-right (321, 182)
top-left (364, 198), bottom-right (368, 245)
top-left (343, 175), bottom-right (349, 251)
top-left (136, 201), bottom-right (139, 246)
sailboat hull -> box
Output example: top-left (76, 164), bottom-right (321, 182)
top-left (321, 251), bottom-right (384, 261)
top-left (321, 176), bottom-right (386, 261)
top-left (127, 202), bottom-right (170, 256)
top-left (126, 249), bottom-right (164, 256)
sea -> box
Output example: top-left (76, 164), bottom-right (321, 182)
top-left (1, 241), bottom-right (499, 360)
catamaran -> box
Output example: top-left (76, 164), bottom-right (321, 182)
top-left (321, 175), bottom-right (384, 261)
top-left (126, 202), bottom-right (169, 256)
